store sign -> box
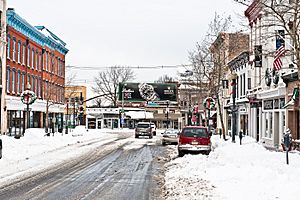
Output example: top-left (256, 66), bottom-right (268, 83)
top-left (118, 83), bottom-right (177, 102)
top-left (264, 100), bottom-right (273, 110)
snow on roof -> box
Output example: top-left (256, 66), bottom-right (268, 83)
top-left (35, 26), bottom-right (67, 46)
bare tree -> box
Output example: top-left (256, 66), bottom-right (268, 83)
top-left (189, 13), bottom-right (246, 140)
top-left (92, 66), bottom-right (135, 107)
top-left (155, 74), bottom-right (175, 83)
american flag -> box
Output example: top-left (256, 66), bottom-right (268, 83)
top-left (273, 44), bottom-right (286, 71)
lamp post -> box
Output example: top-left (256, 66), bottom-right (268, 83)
top-left (230, 73), bottom-right (238, 143)
top-left (121, 83), bottom-right (127, 128)
top-left (65, 98), bottom-right (69, 134)
top-left (20, 83), bottom-right (36, 136)
top-left (166, 100), bottom-right (170, 129)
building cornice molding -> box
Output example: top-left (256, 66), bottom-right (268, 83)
top-left (7, 9), bottom-right (69, 55)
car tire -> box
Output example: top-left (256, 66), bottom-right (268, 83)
top-left (162, 141), bottom-right (166, 145)
top-left (153, 131), bottom-right (156, 136)
top-left (135, 135), bottom-right (139, 138)
top-left (178, 150), bottom-right (184, 157)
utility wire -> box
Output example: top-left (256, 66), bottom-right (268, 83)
top-left (66, 64), bottom-right (192, 70)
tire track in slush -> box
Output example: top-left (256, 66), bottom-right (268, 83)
top-left (0, 136), bottom-right (167, 200)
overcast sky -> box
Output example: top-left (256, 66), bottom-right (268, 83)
top-left (8, 0), bottom-right (246, 84)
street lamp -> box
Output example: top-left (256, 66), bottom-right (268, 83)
top-left (230, 72), bottom-right (238, 143)
top-left (65, 98), bottom-right (69, 134)
top-left (166, 100), bottom-right (170, 129)
top-left (121, 83), bottom-right (127, 128)
top-left (20, 83), bottom-right (36, 136)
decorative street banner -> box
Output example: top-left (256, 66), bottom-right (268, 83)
top-left (203, 97), bottom-right (216, 109)
top-left (118, 82), bottom-right (177, 102)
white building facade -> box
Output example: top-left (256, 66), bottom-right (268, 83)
top-left (245, 0), bottom-right (294, 148)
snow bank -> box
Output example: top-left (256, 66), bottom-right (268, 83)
top-left (164, 135), bottom-right (300, 200)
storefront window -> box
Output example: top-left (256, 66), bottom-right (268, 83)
top-left (265, 113), bottom-right (268, 137)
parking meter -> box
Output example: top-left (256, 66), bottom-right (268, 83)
top-left (283, 133), bottom-right (292, 151)
top-left (283, 131), bottom-right (292, 165)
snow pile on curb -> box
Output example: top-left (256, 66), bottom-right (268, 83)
top-left (164, 135), bottom-right (300, 200)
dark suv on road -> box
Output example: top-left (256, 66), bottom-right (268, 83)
top-left (178, 126), bottom-right (211, 157)
top-left (135, 122), bottom-right (153, 139)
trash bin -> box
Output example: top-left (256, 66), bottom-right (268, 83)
top-left (0, 139), bottom-right (2, 159)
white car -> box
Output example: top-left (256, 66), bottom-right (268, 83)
top-left (162, 129), bottom-right (180, 145)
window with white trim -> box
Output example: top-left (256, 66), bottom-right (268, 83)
top-left (27, 47), bottom-right (30, 67)
top-left (6, 68), bottom-right (10, 93)
top-left (31, 48), bottom-right (34, 69)
top-left (17, 70), bottom-right (21, 94)
top-left (22, 72), bottom-right (25, 92)
top-left (7, 35), bottom-right (10, 59)
top-left (12, 69), bottom-right (16, 94)
top-left (17, 41), bottom-right (21, 63)
top-left (22, 44), bottom-right (26, 64)
top-left (12, 38), bottom-right (16, 61)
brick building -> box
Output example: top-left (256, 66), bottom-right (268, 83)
top-left (5, 8), bottom-right (68, 135)
top-left (0, 1), bottom-right (7, 135)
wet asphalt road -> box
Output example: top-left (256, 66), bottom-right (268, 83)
top-left (0, 133), bottom-right (170, 200)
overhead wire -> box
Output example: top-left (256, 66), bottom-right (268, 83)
top-left (66, 64), bottom-right (193, 70)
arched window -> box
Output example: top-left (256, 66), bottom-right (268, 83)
top-left (27, 46), bottom-right (30, 67)
top-left (17, 41), bottom-right (21, 63)
top-left (22, 44), bottom-right (26, 64)
top-left (31, 48), bottom-right (34, 68)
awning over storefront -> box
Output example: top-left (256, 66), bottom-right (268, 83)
top-left (126, 111), bottom-right (154, 119)
top-left (283, 87), bottom-right (299, 108)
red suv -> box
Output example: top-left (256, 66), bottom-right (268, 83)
top-left (178, 126), bottom-right (211, 157)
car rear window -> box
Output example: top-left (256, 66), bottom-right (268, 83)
top-left (181, 128), bottom-right (208, 138)
top-left (137, 123), bottom-right (150, 128)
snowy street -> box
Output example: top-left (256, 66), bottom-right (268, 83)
top-left (1, 129), bottom-right (300, 200)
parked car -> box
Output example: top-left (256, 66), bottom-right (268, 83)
top-left (150, 123), bottom-right (157, 136)
top-left (162, 129), bottom-right (180, 145)
top-left (178, 126), bottom-right (211, 157)
top-left (135, 122), bottom-right (153, 139)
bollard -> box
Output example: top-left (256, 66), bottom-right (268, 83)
top-left (239, 131), bottom-right (243, 145)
